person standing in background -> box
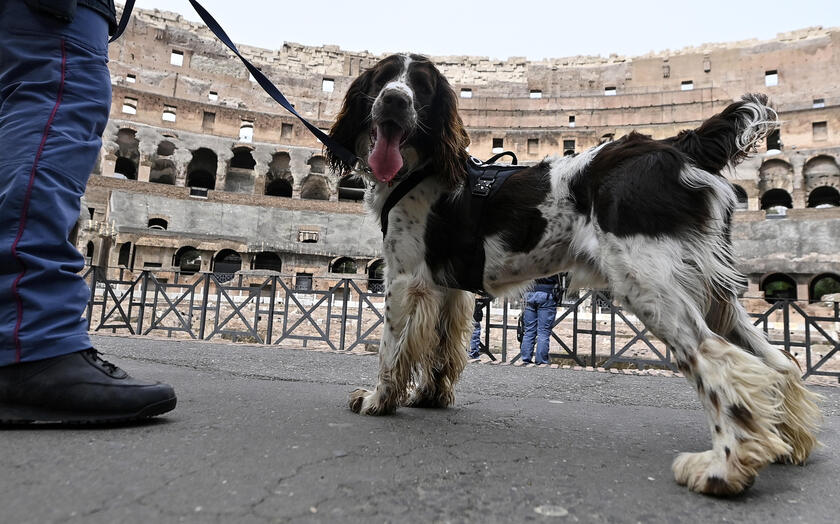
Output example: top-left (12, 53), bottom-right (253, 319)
top-left (519, 275), bottom-right (563, 365)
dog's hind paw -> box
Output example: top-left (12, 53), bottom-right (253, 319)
top-left (348, 388), bottom-right (369, 413)
top-left (348, 388), bottom-right (396, 416)
top-left (672, 450), bottom-right (753, 496)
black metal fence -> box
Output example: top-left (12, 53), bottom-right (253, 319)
top-left (83, 267), bottom-right (840, 381)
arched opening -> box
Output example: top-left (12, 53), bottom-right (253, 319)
top-left (187, 148), bottom-right (217, 189)
top-left (266, 152), bottom-right (293, 197)
top-left (368, 259), bottom-right (385, 293)
top-left (265, 178), bottom-right (292, 197)
top-left (761, 273), bottom-right (797, 303)
top-left (807, 186), bottom-right (840, 208)
top-left (338, 175), bottom-right (365, 202)
top-left (732, 184), bottom-right (748, 210)
top-left (330, 257), bottom-right (357, 274)
top-left (114, 157), bottom-right (137, 179)
top-left (147, 218), bottom-right (168, 230)
top-left (149, 158), bottom-right (176, 185)
top-left (252, 251), bottom-right (282, 272)
top-left (157, 140), bottom-right (176, 156)
top-left (230, 147), bottom-right (256, 170)
top-left (114, 128), bottom-right (139, 179)
top-left (173, 246), bottom-right (201, 274)
top-left (118, 242), bottom-right (132, 268)
top-left (86, 241), bottom-right (95, 262)
top-left (760, 188), bottom-right (792, 215)
top-left (226, 146), bottom-right (256, 193)
top-left (213, 249), bottom-right (242, 275)
top-left (307, 155), bottom-right (326, 175)
top-left (803, 155), bottom-right (840, 194)
top-left (810, 273), bottom-right (840, 302)
top-left (300, 175), bottom-right (330, 200)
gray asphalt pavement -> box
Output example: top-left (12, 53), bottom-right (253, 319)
top-left (2, 335), bottom-right (839, 523)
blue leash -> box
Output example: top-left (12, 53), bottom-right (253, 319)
top-left (109, 0), bottom-right (362, 170)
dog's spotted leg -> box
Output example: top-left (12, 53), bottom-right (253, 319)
top-left (405, 289), bottom-right (472, 408)
top-left (349, 275), bottom-right (443, 415)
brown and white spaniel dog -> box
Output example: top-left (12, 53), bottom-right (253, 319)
top-left (327, 54), bottom-right (821, 496)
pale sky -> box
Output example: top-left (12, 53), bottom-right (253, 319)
top-left (132, 0), bottom-right (840, 60)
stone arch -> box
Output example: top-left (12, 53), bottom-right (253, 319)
top-left (149, 158), bottom-right (176, 185)
top-left (761, 273), bottom-right (797, 303)
top-left (226, 146), bottom-right (256, 193)
top-left (367, 259), bottom-right (385, 293)
top-left (809, 273), bottom-right (840, 302)
top-left (148, 217), bottom-right (168, 230)
top-left (173, 246), bottom-right (201, 274)
top-left (307, 155), bottom-right (326, 175)
top-left (338, 174), bottom-right (365, 202)
top-left (157, 140), bottom-right (176, 157)
top-left (758, 158), bottom-right (793, 194)
top-left (760, 188), bottom-right (792, 211)
top-left (187, 148), bottom-right (217, 189)
top-left (114, 128), bottom-right (139, 179)
top-left (330, 256), bottom-right (357, 274)
top-left (300, 174), bottom-right (330, 200)
top-left (803, 155), bottom-right (840, 193)
top-left (266, 152), bottom-right (293, 197)
top-left (213, 249), bottom-right (242, 275)
top-left (251, 251), bottom-right (282, 272)
top-left (732, 184), bottom-right (748, 210)
top-left (807, 186), bottom-right (840, 208)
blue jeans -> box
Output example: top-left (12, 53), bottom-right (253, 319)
top-left (468, 321), bottom-right (481, 358)
top-left (0, 2), bottom-right (111, 365)
top-left (519, 291), bottom-right (557, 364)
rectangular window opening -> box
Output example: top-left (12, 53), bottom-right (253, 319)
top-left (121, 97), bottom-right (137, 115)
top-left (527, 138), bottom-right (539, 155)
top-left (239, 120), bottom-right (254, 142)
top-left (170, 50), bottom-right (184, 67)
top-left (681, 80), bottom-right (694, 91)
top-left (295, 273), bottom-right (313, 292)
top-left (322, 78), bottom-right (335, 92)
top-left (813, 121), bottom-right (828, 141)
top-left (813, 98), bottom-right (825, 109)
top-left (604, 86), bottom-right (616, 96)
top-left (202, 111), bottom-right (215, 131)
top-left (563, 139), bottom-right (576, 155)
top-left (126, 74), bottom-right (136, 83)
top-left (568, 115), bottom-right (576, 128)
top-left (460, 88), bottom-right (472, 99)
top-left (162, 105), bottom-right (177, 122)
top-left (529, 90), bottom-right (542, 99)
top-left (492, 137), bottom-right (504, 154)
top-left (765, 70), bottom-right (778, 87)
top-left (766, 129), bottom-right (781, 151)
top-left (281, 123), bottom-right (293, 138)
top-left (298, 230), bottom-right (319, 243)
top-left (208, 90), bottom-right (218, 101)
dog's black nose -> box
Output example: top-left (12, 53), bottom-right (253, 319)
top-left (382, 92), bottom-right (409, 110)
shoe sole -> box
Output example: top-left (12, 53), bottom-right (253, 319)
top-left (0, 396), bottom-right (177, 425)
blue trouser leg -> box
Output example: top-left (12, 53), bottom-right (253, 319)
top-left (468, 321), bottom-right (481, 358)
top-left (519, 295), bottom-right (539, 362)
top-left (0, 3), bottom-right (111, 365)
top-left (534, 299), bottom-right (557, 364)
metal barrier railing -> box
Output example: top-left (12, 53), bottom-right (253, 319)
top-left (83, 267), bottom-right (839, 380)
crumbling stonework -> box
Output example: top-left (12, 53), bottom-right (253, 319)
top-left (79, 6), bottom-right (840, 301)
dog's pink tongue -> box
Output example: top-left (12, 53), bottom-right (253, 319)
top-left (369, 127), bottom-right (403, 183)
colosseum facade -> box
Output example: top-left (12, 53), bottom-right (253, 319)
top-left (77, 7), bottom-right (840, 301)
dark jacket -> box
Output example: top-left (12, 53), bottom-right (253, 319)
top-left (25, 0), bottom-right (117, 33)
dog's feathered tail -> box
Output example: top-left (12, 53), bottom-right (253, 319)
top-left (666, 94), bottom-right (779, 174)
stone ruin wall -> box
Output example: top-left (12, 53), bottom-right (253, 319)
top-left (80, 7), bottom-right (840, 299)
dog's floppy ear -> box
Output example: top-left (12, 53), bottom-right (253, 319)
top-left (430, 72), bottom-right (470, 187)
top-left (328, 67), bottom-right (375, 175)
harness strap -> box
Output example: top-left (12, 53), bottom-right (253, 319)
top-left (380, 168), bottom-right (433, 237)
top-left (109, 0), bottom-right (135, 42)
top-left (185, 0), bottom-right (359, 168)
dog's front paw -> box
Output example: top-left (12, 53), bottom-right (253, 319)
top-left (348, 388), bottom-right (396, 416)
top-left (672, 450), bottom-right (753, 496)
top-left (348, 388), bottom-right (370, 413)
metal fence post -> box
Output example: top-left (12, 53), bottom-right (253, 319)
top-left (339, 279), bottom-right (349, 351)
top-left (137, 270), bottom-right (148, 335)
top-left (198, 273), bottom-right (210, 340)
top-left (86, 265), bottom-right (98, 330)
top-left (265, 275), bottom-right (277, 345)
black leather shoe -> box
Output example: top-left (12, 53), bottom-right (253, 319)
top-left (0, 349), bottom-right (176, 424)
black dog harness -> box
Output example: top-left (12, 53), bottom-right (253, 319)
top-left (380, 152), bottom-right (527, 293)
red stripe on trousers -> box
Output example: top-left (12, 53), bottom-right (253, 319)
top-left (10, 39), bottom-right (67, 362)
